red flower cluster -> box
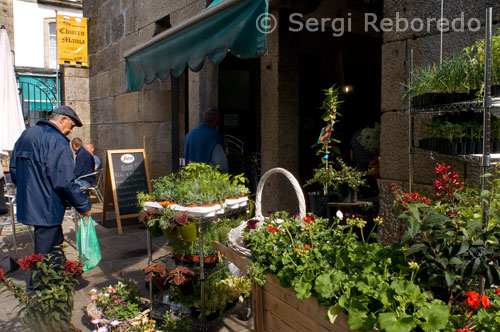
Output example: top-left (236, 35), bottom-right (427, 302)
top-left (456, 325), bottom-right (474, 332)
top-left (247, 219), bottom-right (259, 230)
top-left (266, 225), bottom-right (281, 233)
top-left (0, 268), bottom-right (4, 281)
top-left (466, 291), bottom-right (490, 309)
top-left (303, 216), bottom-right (315, 224)
top-left (390, 184), bottom-right (431, 206)
top-left (433, 163), bottom-right (463, 199)
top-left (18, 253), bottom-right (44, 271)
top-left (496, 287), bottom-right (500, 296)
top-left (64, 259), bottom-right (84, 278)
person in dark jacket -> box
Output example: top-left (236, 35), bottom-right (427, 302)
top-left (72, 137), bottom-right (95, 187)
top-left (184, 107), bottom-right (228, 172)
top-left (9, 105), bottom-right (91, 292)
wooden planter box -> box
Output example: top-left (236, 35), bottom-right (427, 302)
top-left (253, 274), bottom-right (367, 332)
top-left (213, 242), bottom-right (371, 332)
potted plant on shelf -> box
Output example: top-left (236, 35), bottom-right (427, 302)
top-left (166, 266), bottom-right (195, 296)
top-left (162, 310), bottom-right (193, 332)
top-left (172, 211), bottom-right (197, 242)
top-left (144, 261), bottom-right (169, 291)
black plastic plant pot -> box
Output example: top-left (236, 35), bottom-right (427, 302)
top-left (451, 141), bottom-right (459, 155)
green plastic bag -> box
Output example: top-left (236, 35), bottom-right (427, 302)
top-left (77, 216), bottom-right (102, 272)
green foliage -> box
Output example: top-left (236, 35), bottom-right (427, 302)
top-left (306, 157), bottom-right (369, 192)
top-left (247, 212), bottom-right (448, 331)
top-left (0, 248), bottom-right (83, 332)
top-left (148, 163), bottom-right (250, 205)
top-left (89, 280), bottom-right (146, 321)
top-left (408, 28), bottom-right (500, 97)
top-left (162, 310), bottom-right (192, 332)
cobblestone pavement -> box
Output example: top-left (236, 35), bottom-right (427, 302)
top-left (0, 202), bottom-right (252, 332)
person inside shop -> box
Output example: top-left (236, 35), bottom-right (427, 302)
top-left (184, 107), bottom-right (228, 172)
top-left (72, 137), bottom-right (96, 187)
top-left (9, 105), bottom-right (92, 293)
top-left (85, 143), bottom-right (101, 170)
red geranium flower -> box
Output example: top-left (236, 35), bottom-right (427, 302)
top-left (466, 291), bottom-right (480, 309)
top-left (305, 244), bottom-right (311, 249)
top-left (0, 268), bottom-right (4, 281)
top-left (18, 253), bottom-right (44, 271)
top-left (481, 295), bottom-right (490, 308)
top-left (495, 287), bottom-right (500, 296)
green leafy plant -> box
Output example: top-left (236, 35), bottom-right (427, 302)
top-left (0, 249), bottom-right (84, 332)
top-left (246, 212), bottom-right (449, 332)
top-left (306, 157), bottom-right (369, 193)
top-left (392, 163), bottom-right (500, 331)
top-left (89, 280), bottom-right (146, 322)
top-left (162, 310), bottom-right (192, 332)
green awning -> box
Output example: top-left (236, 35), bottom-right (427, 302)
top-left (124, 0), bottom-right (268, 91)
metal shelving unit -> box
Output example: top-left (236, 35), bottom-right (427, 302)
top-left (408, 8), bottom-right (496, 230)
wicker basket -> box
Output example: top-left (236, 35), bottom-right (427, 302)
top-left (227, 167), bottom-right (306, 258)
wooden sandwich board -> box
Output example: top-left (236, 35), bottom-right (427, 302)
top-left (102, 149), bottom-right (152, 235)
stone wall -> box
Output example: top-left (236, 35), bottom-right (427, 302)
top-left (64, 67), bottom-right (91, 146)
top-left (84, 0), bottom-right (220, 179)
top-left (379, 1), bottom-right (500, 239)
top-left (0, 0), bottom-right (15, 50)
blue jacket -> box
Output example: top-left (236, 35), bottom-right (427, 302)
top-left (9, 120), bottom-right (91, 226)
top-left (75, 146), bottom-right (95, 185)
top-left (184, 123), bottom-right (224, 164)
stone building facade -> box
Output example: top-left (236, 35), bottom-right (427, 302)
top-left (378, 0), bottom-right (500, 239)
top-left (84, 0), bottom-right (383, 215)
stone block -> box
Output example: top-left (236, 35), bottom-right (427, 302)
top-left (381, 40), bottom-right (407, 112)
top-left (64, 66), bottom-right (89, 79)
top-left (90, 71), bottom-right (110, 101)
top-left (90, 97), bottom-right (114, 124)
top-left (64, 100), bottom-right (90, 124)
top-left (97, 44), bottom-right (119, 73)
top-left (124, 6), bottom-right (135, 36)
top-left (170, 0), bottom-right (205, 27)
top-left (139, 90), bottom-right (171, 123)
top-left (114, 91), bottom-right (140, 122)
top-left (143, 122), bottom-right (172, 154)
top-left (379, 111), bottom-right (408, 181)
top-left (120, 0), bottom-right (134, 11)
top-left (137, 23), bottom-right (156, 46)
top-left (119, 31), bottom-right (138, 59)
top-left (88, 16), bottom-right (99, 53)
top-left (147, 152), bottom-right (172, 179)
top-left (111, 14), bottom-right (124, 43)
top-left (64, 77), bottom-right (89, 102)
top-left (135, 0), bottom-right (187, 29)
top-left (108, 61), bottom-right (127, 96)
top-left (98, 0), bottom-right (119, 27)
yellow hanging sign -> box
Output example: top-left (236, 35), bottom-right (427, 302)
top-left (56, 15), bottom-right (88, 67)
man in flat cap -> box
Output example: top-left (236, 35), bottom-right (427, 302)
top-left (9, 105), bottom-right (91, 293)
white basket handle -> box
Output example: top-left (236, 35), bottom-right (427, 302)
top-left (255, 167), bottom-right (306, 220)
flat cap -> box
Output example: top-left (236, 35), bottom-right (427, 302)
top-left (52, 105), bottom-right (82, 127)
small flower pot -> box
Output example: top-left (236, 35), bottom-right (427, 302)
top-left (147, 223), bottom-right (163, 237)
top-left (185, 254), bottom-right (200, 263)
top-left (172, 254), bottom-right (184, 263)
top-left (163, 227), bottom-right (178, 239)
top-left (178, 222), bottom-right (197, 242)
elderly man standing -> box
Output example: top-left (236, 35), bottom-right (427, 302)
top-left (9, 105), bottom-right (91, 292)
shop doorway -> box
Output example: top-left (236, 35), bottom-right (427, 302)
top-left (218, 54), bottom-right (261, 191)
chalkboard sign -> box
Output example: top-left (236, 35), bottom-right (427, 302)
top-left (102, 149), bottom-right (152, 235)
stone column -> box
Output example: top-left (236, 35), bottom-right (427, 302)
top-left (260, 9), bottom-right (300, 216)
top-left (64, 67), bottom-right (90, 144)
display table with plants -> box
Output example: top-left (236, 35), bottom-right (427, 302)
top-left (224, 162), bottom-right (500, 331)
top-left (136, 163), bottom-right (252, 330)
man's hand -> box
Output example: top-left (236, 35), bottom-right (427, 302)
top-left (81, 209), bottom-right (92, 217)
